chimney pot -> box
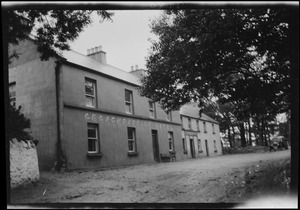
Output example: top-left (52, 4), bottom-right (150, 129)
top-left (131, 66), bottom-right (134, 71)
top-left (99, 46), bottom-right (102, 51)
top-left (135, 65), bottom-right (138, 70)
top-left (91, 48), bottom-right (95, 54)
top-left (87, 49), bottom-right (91, 55)
top-left (95, 47), bottom-right (99, 52)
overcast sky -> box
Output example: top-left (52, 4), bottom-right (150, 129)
top-left (69, 10), bottom-right (163, 72)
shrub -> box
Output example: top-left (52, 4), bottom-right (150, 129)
top-left (6, 104), bottom-right (32, 142)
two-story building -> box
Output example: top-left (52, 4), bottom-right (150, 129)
top-left (8, 39), bottom-right (222, 171)
top-left (180, 103), bottom-right (222, 159)
top-left (8, 39), bottom-right (186, 171)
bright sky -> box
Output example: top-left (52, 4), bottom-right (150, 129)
top-left (69, 10), bottom-right (163, 72)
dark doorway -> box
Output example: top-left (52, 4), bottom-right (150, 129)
top-left (152, 130), bottom-right (160, 162)
top-left (205, 140), bottom-right (209, 157)
top-left (190, 137), bottom-right (195, 158)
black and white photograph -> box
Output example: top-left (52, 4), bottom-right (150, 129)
top-left (4, 1), bottom-right (298, 209)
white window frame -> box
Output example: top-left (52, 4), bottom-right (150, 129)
top-left (9, 82), bottom-right (16, 108)
top-left (198, 139), bottom-right (203, 153)
top-left (168, 132), bottom-right (174, 152)
top-left (85, 78), bottom-right (96, 108)
top-left (125, 89), bottom-right (134, 114)
top-left (203, 121), bottom-right (207, 133)
top-left (188, 118), bottom-right (192, 130)
top-left (166, 111), bottom-right (172, 121)
top-left (149, 101), bottom-right (156, 118)
top-left (87, 124), bottom-right (99, 153)
top-left (127, 127), bottom-right (136, 152)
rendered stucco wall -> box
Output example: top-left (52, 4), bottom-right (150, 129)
top-left (10, 139), bottom-right (40, 189)
top-left (9, 39), bottom-right (58, 170)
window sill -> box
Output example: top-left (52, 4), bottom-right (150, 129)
top-left (128, 152), bottom-right (139, 156)
top-left (87, 153), bottom-right (103, 158)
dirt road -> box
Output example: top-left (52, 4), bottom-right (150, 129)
top-left (9, 150), bottom-right (293, 206)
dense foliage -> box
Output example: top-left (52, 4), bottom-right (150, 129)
top-left (6, 105), bottom-right (32, 141)
top-left (140, 9), bottom-right (291, 116)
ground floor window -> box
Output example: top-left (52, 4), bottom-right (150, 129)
top-left (182, 138), bottom-right (187, 154)
top-left (198, 139), bottom-right (203, 153)
top-left (214, 140), bottom-right (218, 152)
top-left (87, 123), bottom-right (99, 153)
top-left (127, 127), bottom-right (137, 152)
top-left (168, 132), bottom-right (174, 151)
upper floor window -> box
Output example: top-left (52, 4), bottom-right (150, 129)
top-left (127, 127), bottom-right (137, 152)
top-left (87, 123), bottom-right (100, 153)
top-left (166, 111), bottom-right (172, 121)
top-left (125, 89), bottom-right (134, 114)
top-left (196, 120), bottom-right (200, 131)
top-left (188, 118), bottom-right (192, 130)
top-left (203, 121), bottom-right (207, 133)
top-left (149, 101), bottom-right (156, 118)
top-left (212, 123), bottom-right (215, 134)
top-left (168, 132), bottom-right (174, 152)
top-left (85, 78), bottom-right (96, 108)
top-left (9, 82), bottom-right (16, 108)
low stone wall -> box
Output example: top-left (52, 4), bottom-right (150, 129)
top-left (10, 138), bottom-right (40, 189)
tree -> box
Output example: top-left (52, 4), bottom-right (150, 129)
top-left (139, 9), bottom-right (291, 117)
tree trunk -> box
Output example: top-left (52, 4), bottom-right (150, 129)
top-left (239, 123), bottom-right (247, 147)
top-left (248, 118), bottom-right (252, 146)
top-left (228, 126), bottom-right (233, 148)
top-left (231, 126), bottom-right (236, 147)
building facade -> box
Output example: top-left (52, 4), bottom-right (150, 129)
top-left (8, 39), bottom-right (222, 171)
top-left (180, 104), bottom-right (223, 159)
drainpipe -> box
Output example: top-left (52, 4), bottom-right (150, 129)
top-left (55, 59), bottom-right (64, 171)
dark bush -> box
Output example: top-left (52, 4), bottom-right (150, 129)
top-left (6, 104), bottom-right (32, 142)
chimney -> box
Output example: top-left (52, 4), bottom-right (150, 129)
top-left (135, 65), bottom-right (138, 70)
top-left (87, 45), bottom-right (107, 64)
top-left (130, 66), bottom-right (134, 71)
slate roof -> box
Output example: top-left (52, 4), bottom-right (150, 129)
top-left (62, 49), bottom-right (219, 124)
top-left (61, 50), bottom-right (141, 86)
top-left (180, 103), bottom-right (219, 124)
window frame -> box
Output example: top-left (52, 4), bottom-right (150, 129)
top-left (214, 140), bottom-right (218, 153)
top-left (212, 123), bottom-right (215, 134)
top-left (127, 127), bottom-right (137, 153)
top-left (9, 82), bottom-right (16, 108)
top-left (166, 111), bottom-right (172, 121)
top-left (85, 78), bottom-right (97, 108)
top-left (203, 121), bottom-right (207, 133)
top-left (182, 138), bottom-right (187, 154)
top-left (87, 123), bottom-right (100, 154)
top-left (188, 118), bottom-right (192, 130)
top-left (125, 89), bottom-right (134, 114)
top-left (149, 100), bottom-right (156, 118)
top-left (198, 139), bottom-right (203, 153)
top-left (168, 132), bottom-right (174, 152)
top-left (196, 120), bottom-right (200, 131)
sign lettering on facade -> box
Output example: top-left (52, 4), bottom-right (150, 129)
top-left (84, 113), bottom-right (174, 130)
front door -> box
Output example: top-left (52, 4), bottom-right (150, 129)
top-left (205, 140), bottom-right (209, 157)
top-left (152, 130), bottom-right (160, 162)
top-left (190, 137), bottom-right (195, 158)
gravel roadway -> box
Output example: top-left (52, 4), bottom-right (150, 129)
top-left (9, 149), bottom-right (296, 208)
